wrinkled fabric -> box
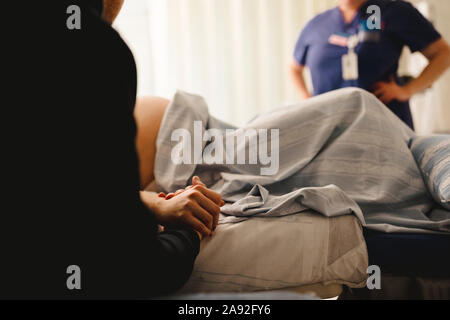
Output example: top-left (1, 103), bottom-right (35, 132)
top-left (154, 88), bottom-right (450, 234)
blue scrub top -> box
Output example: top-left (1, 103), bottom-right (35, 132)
top-left (293, 0), bottom-right (441, 129)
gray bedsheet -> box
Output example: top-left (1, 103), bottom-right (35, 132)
top-left (154, 88), bottom-right (450, 234)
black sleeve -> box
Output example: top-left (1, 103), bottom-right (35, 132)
top-left (1, 1), bottom-right (199, 299)
top-left (153, 229), bottom-right (201, 295)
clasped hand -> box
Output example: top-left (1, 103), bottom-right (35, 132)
top-left (154, 176), bottom-right (225, 240)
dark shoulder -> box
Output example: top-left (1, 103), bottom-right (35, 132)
top-left (68, 7), bottom-right (133, 63)
top-left (60, 6), bottom-right (137, 111)
top-left (367, 0), bottom-right (419, 17)
top-left (367, 0), bottom-right (430, 30)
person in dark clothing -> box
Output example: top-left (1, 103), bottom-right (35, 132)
top-left (1, 0), bottom-right (222, 299)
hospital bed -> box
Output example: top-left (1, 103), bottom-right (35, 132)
top-left (337, 134), bottom-right (450, 299)
top-left (157, 90), bottom-right (450, 300)
top-left (319, 134), bottom-right (450, 299)
top-left (176, 134), bottom-right (450, 300)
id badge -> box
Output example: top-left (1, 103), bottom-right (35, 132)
top-left (342, 51), bottom-right (359, 81)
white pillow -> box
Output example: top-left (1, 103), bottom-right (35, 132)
top-left (410, 135), bottom-right (450, 210)
top-left (180, 212), bottom-right (368, 293)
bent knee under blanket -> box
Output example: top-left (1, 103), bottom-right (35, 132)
top-left (154, 88), bottom-right (450, 234)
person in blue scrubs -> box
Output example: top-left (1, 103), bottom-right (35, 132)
top-left (291, 0), bottom-right (450, 129)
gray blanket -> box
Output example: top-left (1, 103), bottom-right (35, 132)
top-left (154, 88), bottom-right (450, 234)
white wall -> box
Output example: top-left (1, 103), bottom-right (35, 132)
top-left (406, 0), bottom-right (450, 134)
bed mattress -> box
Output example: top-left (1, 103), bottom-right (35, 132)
top-left (363, 229), bottom-right (450, 277)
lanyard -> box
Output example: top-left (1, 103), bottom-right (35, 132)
top-left (347, 34), bottom-right (359, 53)
top-left (342, 34), bottom-right (359, 81)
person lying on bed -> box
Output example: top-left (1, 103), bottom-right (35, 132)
top-left (135, 99), bottom-right (226, 224)
top-left (2, 0), bottom-right (222, 299)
